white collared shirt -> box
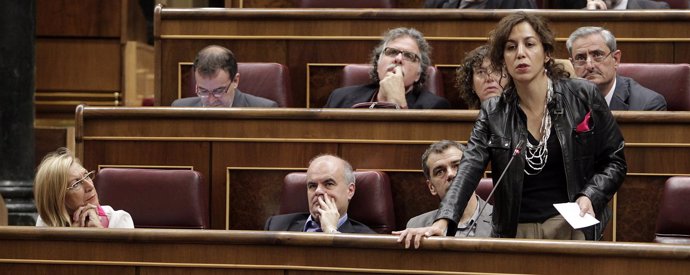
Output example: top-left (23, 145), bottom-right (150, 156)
top-left (604, 77), bottom-right (617, 106)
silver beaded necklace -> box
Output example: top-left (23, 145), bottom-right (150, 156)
top-left (524, 78), bottom-right (554, 175)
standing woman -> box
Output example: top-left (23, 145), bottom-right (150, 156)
top-left (396, 12), bottom-right (626, 246)
top-left (34, 148), bottom-right (133, 228)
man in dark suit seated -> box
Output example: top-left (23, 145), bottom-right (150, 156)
top-left (264, 155), bottom-right (375, 234)
top-left (406, 140), bottom-right (492, 237)
top-left (566, 27), bottom-right (667, 111)
top-left (172, 45), bottom-right (278, 108)
top-left (324, 27), bottom-right (450, 109)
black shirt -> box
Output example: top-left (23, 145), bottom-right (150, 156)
top-left (518, 112), bottom-right (569, 223)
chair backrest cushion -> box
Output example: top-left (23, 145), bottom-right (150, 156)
top-left (183, 62), bottom-right (293, 107)
top-left (475, 178), bottom-right (495, 205)
top-left (660, 0), bottom-right (688, 9)
top-left (654, 177), bottom-right (690, 244)
top-left (280, 171), bottom-right (395, 234)
top-left (341, 64), bottom-right (445, 97)
top-left (95, 168), bottom-right (209, 229)
top-left (617, 63), bottom-right (690, 111)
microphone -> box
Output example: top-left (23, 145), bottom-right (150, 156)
top-left (465, 139), bottom-right (525, 237)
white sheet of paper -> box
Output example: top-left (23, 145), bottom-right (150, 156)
top-left (553, 202), bottom-right (600, 229)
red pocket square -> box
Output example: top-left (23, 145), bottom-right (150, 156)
top-left (576, 111), bottom-right (591, 133)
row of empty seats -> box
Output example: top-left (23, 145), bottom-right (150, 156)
top-left (176, 62), bottom-right (690, 110)
top-left (94, 167), bottom-right (690, 243)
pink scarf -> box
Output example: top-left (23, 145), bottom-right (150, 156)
top-left (96, 205), bottom-right (110, 228)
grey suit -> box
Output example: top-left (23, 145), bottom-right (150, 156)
top-left (407, 196), bottom-right (492, 237)
top-left (171, 89), bottom-right (278, 107)
top-left (610, 75), bottom-right (667, 111)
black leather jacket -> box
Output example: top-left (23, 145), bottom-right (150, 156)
top-left (436, 78), bottom-right (627, 240)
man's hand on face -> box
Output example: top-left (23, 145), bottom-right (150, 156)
top-left (317, 194), bottom-right (341, 233)
top-left (586, 0), bottom-right (608, 10)
top-left (377, 65), bottom-right (408, 108)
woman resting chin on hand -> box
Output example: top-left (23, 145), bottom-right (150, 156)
top-left (34, 148), bottom-right (134, 228)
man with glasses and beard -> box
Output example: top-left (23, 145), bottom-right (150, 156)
top-left (566, 27), bottom-right (667, 111)
top-left (172, 45), bottom-right (278, 108)
top-left (324, 27), bottom-right (450, 109)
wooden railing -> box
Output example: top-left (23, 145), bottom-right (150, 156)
top-left (1, 226), bottom-right (690, 274)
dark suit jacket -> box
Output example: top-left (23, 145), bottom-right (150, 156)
top-left (171, 89), bottom-right (278, 107)
top-left (424, 0), bottom-right (537, 9)
top-left (264, 212), bottom-right (376, 234)
top-left (627, 0), bottom-right (670, 9)
top-left (610, 75), bottom-right (667, 111)
top-left (324, 83), bottom-right (451, 109)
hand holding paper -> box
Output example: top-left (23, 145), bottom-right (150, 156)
top-left (553, 202), bottom-right (599, 229)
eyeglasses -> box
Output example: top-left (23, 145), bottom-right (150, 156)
top-left (67, 170), bottom-right (95, 191)
top-left (474, 68), bottom-right (507, 79)
top-left (382, 47), bottom-right (421, 63)
top-left (196, 83), bottom-right (232, 98)
top-left (572, 50), bottom-right (614, 66)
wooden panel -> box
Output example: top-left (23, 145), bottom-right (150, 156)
top-left (156, 9), bottom-right (690, 107)
top-left (36, 0), bottom-right (121, 37)
top-left (36, 39), bottom-right (121, 91)
top-left (141, 267), bottom-right (281, 275)
top-left (0, 264), bottom-right (133, 275)
top-left (212, 142), bottom-right (336, 229)
top-left (2, 227), bottom-right (690, 274)
top-left (34, 126), bottom-right (75, 168)
top-left (75, 107), bottom-right (690, 242)
top-left (616, 176), bottom-right (667, 242)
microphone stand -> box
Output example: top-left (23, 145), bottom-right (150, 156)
top-left (465, 140), bottom-right (524, 237)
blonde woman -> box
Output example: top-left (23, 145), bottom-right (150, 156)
top-left (34, 148), bottom-right (133, 228)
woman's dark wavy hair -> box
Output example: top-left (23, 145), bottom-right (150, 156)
top-left (487, 12), bottom-right (569, 91)
top-left (455, 45), bottom-right (489, 109)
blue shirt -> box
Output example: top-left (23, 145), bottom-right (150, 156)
top-left (304, 213), bottom-right (348, 232)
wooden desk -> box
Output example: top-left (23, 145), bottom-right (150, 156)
top-left (155, 8), bottom-right (690, 108)
top-left (75, 107), bottom-right (690, 242)
top-left (1, 227), bottom-right (690, 274)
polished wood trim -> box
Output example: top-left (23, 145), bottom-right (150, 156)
top-left (97, 165), bottom-right (194, 170)
top-left (159, 8), bottom-right (690, 21)
top-left (178, 61), bottom-right (193, 99)
top-left (627, 172), bottom-right (690, 177)
top-left (35, 101), bottom-right (119, 106)
top-left (0, 259), bottom-right (502, 275)
top-left (2, 227), bottom-right (690, 258)
top-left (79, 107), bottom-right (479, 121)
top-left (81, 137), bottom-right (445, 144)
top-left (0, 227), bottom-right (688, 256)
top-left (160, 34), bottom-right (690, 43)
top-left (154, 4), bottom-right (163, 106)
top-left (35, 92), bottom-right (121, 98)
